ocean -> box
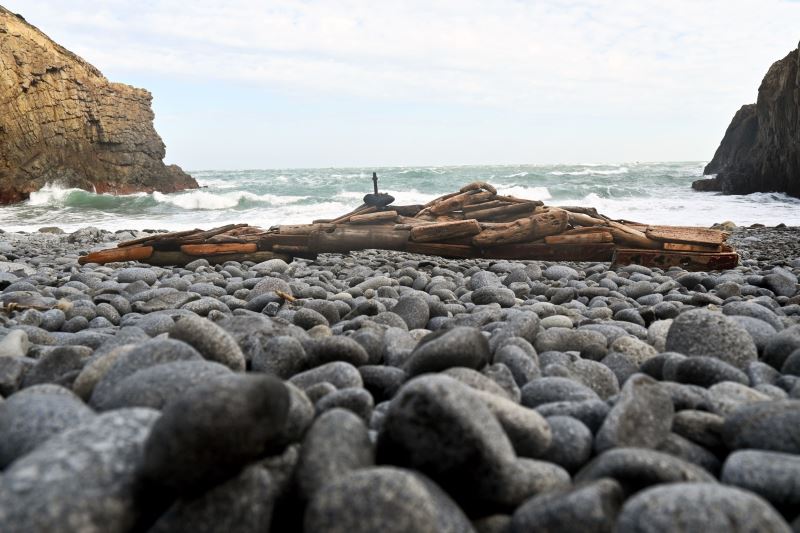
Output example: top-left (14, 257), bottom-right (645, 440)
top-left (1, 162), bottom-right (799, 233)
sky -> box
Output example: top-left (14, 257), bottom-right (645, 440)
top-left (4, 1), bottom-right (799, 169)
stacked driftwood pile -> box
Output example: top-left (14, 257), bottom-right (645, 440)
top-left (79, 182), bottom-right (738, 270)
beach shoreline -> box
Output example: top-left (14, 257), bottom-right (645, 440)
top-left (0, 223), bottom-right (798, 529)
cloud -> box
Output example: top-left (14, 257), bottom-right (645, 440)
top-left (8, 0), bottom-right (798, 116)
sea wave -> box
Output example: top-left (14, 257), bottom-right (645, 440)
top-left (152, 190), bottom-right (308, 210)
top-left (548, 167), bottom-right (629, 176)
top-left (497, 185), bottom-right (552, 201)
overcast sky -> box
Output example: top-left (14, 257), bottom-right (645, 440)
top-left (5, 1), bottom-right (799, 169)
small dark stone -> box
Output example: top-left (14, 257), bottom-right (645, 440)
top-left (304, 467), bottom-right (474, 533)
top-left (0, 387), bottom-right (95, 467)
top-left (0, 409), bottom-right (159, 532)
top-left (722, 400), bottom-right (800, 453)
top-left (289, 361), bottom-right (363, 391)
top-left (251, 335), bottom-right (308, 379)
top-left (521, 377), bottom-right (599, 408)
top-left (664, 308), bottom-right (758, 369)
top-left (722, 450), bottom-right (800, 510)
top-left (404, 327), bottom-right (490, 377)
top-left (595, 373), bottom-right (673, 453)
top-left (99, 360), bottom-right (233, 411)
top-left (672, 410), bottom-right (724, 449)
top-left (539, 415), bottom-right (593, 472)
top-left (615, 483), bottom-right (791, 533)
top-left (575, 447), bottom-right (716, 494)
top-left (296, 408), bottom-right (375, 501)
top-left (359, 365), bottom-right (406, 402)
top-left (534, 399), bottom-right (610, 433)
top-left (149, 465), bottom-right (276, 533)
top-left (316, 387), bottom-right (374, 422)
top-left (169, 314), bottom-right (246, 371)
top-left (89, 338), bottom-right (203, 409)
top-left (307, 336), bottom-right (370, 368)
top-left (673, 356), bottom-right (749, 387)
top-left (509, 478), bottom-right (623, 533)
top-left (140, 374), bottom-right (290, 496)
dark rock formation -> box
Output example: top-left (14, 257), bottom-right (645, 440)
top-left (693, 43), bottom-right (799, 198)
top-left (0, 7), bottom-right (197, 205)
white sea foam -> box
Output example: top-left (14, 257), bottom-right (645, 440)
top-left (27, 184), bottom-right (82, 205)
top-left (548, 167), bottom-right (629, 176)
top-left (152, 190), bottom-right (308, 210)
top-left (497, 185), bottom-right (552, 201)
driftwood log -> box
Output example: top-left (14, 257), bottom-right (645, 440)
top-left (79, 180), bottom-right (738, 271)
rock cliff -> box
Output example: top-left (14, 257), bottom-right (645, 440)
top-left (0, 6), bottom-right (197, 205)
top-left (693, 43), bottom-right (800, 198)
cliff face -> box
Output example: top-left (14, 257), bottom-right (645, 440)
top-left (694, 43), bottom-right (800, 198)
top-left (0, 7), bottom-right (197, 205)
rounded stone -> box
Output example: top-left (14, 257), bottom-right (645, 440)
top-left (304, 467), bottom-right (474, 533)
top-left (721, 450), bottom-right (800, 509)
top-left (296, 408), bottom-right (375, 500)
top-left (99, 360), bottom-right (233, 411)
top-left (539, 415), bottom-right (593, 472)
top-left (594, 373), bottom-right (673, 453)
top-left (722, 400), bottom-right (800, 453)
top-left (404, 327), bottom-right (490, 377)
top-left (509, 478), bottom-right (623, 533)
top-left (521, 377), bottom-right (599, 408)
top-left (615, 483), bottom-right (790, 533)
top-left (140, 374), bottom-right (290, 496)
top-left (0, 409), bottom-right (159, 532)
top-left (0, 388), bottom-right (95, 467)
top-left (664, 309), bottom-right (758, 370)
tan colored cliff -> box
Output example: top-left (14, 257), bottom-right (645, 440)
top-left (0, 6), bottom-right (198, 204)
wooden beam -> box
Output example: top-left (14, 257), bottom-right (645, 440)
top-left (181, 243), bottom-right (258, 256)
top-left (410, 219), bottom-right (482, 243)
top-left (612, 248), bottom-right (738, 271)
top-left (308, 226), bottom-right (411, 253)
top-left (472, 208), bottom-right (569, 247)
top-left (645, 226), bottom-right (727, 245)
top-left (544, 231), bottom-right (613, 244)
top-left (79, 246), bottom-right (154, 265)
top-left (349, 210), bottom-right (399, 224)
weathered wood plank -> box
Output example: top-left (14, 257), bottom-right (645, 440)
top-left (349, 210), bottom-right (399, 224)
top-left (472, 209), bottom-right (569, 247)
top-left (308, 226), bottom-right (411, 253)
top-left (466, 202), bottom-right (539, 221)
top-left (146, 250), bottom-right (292, 267)
top-left (410, 219), bottom-right (482, 243)
top-left (645, 226), bottom-right (727, 245)
top-left (405, 242), bottom-right (480, 258)
top-left (606, 221), bottom-right (662, 249)
top-left (544, 231), bottom-right (613, 244)
top-left (79, 246), bottom-right (154, 265)
top-left (181, 243), bottom-right (258, 256)
top-left (663, 242), bottom-right (723, 252)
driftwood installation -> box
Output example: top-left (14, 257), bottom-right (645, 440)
top-left (79, 181), bottom-right (739, 271)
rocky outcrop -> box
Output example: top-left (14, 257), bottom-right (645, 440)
top-left (0, 6), bottom-right (197, 205)
top-left (693, 43), bottom-right (800, 198)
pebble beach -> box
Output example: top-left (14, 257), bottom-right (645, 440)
top-left (0, 224), bottom-right (799, 532)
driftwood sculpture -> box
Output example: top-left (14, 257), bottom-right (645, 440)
top-left (79, 181), bottom-right (739, 271)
